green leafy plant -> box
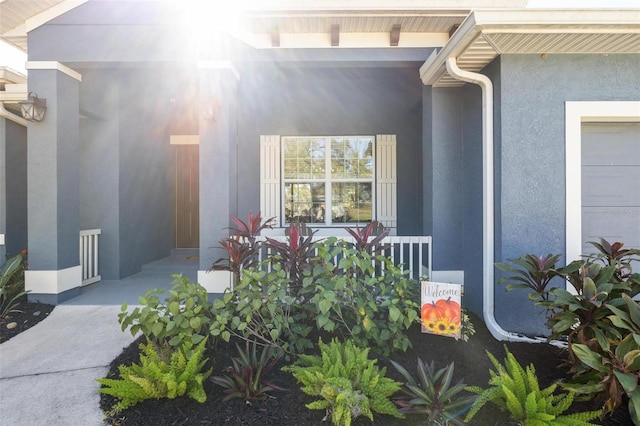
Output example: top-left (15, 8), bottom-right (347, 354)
top-left (465, 347), bottom-right (602, 425)
top-left (209, 266), bottom-right (314, 354)
top-left (209, 211), bottom-right (275, 282)
top-left (97, 338), bottom-right (211, 415)
top-left (1, 253), bottom-right (29, 318)
top-left (496, 253), bottom-right (562, 303)
top-left (562, 293), bottom-right (640, 424)
top-left (495, 239), bottom-right (640, 421)
top-left (118, 274), bottom-right (212, 348)
top-left (211, 340), bottom-right (285, 402)
top-left (309, 239), bottom-right (419, 355)
top-left (390, 358), bottom-right (475, 425)
top-left (210, 237), bottom-right (419, 356)
top-left (283, 338), bottom-right (403, 426)
top-left (459, 309), bottom-right (476, 342)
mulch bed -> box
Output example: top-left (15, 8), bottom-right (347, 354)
top-left (0, 297), bottom-right (55, 343)
top-left (99, 312), bottom-right (633, 426)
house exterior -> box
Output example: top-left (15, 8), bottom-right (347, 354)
top-left (0, 0), bottom-right (638, 338)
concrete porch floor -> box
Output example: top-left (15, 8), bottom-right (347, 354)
top-left (65, 248), bottom-right (201, 306)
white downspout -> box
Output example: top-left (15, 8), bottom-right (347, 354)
top-left (0, 102), bottom-right (27, 127)
top-left (445, 57), bottom-right (541, 343)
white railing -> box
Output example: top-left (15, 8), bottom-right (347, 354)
top-left (80, 229), bottom-right (101, 286)
top-left (256, 235), bottom-right (432, 281)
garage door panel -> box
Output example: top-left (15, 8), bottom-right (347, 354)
top-left (582, 125), bottom-right (640, 166)
top-left (581, 207), bottom-right (640, 255)
top-left (581, 123), bottom-right (640, 256)
top-left (582, 166), bottom-right (640, 206)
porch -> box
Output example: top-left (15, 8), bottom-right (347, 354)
top-left (72, 235), bottom-right (434, 306)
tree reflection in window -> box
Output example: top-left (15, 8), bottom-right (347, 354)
top-left (282, 136), bottom-right (374, 226)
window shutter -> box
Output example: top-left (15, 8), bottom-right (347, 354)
top-left (376, 135), bottom-right (397, 231)
top-left (260, 135), bottom-right (281, 226)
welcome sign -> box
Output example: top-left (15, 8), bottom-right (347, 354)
top-left (421, 281), bottom-right (462, 339)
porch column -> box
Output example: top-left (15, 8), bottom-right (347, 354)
top-left (0, 118), bottom-right (5, 261)
top-left (24, 62), bottom-right (83, 304)
top-left (197, 63), bottom-right (238, 293)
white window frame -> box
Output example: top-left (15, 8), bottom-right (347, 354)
top-left (565, 101), bottom-right (640, 265)
top-left (281, 135), bottom-right (376, 228)
top-left (261, 134), bottom-right (397, 235)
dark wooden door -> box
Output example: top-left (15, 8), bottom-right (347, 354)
top-left (175, 145), bottom-right (199, 248)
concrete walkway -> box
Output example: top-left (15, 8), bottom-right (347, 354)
top-left (0, 253), bottom-right (198, 426)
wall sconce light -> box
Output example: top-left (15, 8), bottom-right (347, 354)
top-left (20, 92), bottom-right (47, 122)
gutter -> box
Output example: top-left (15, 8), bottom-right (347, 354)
top-left (444, 57), bottom-right (540, 343)
top-left (0, 103), bottom-right (27, 127)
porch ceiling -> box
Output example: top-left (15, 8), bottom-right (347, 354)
top-left (0, 0), bottom-right (72, 52)
top-left (421, 9), bottom-right (640, 87)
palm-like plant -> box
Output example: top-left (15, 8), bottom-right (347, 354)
top-left (211, 340), bottom-right (285, 402)
top-left (210, 212), bottom-right (275, 281)
top-left (496, 253), bottom-right (562, 303)
top-left (391, 358), bottom-right (475, 426)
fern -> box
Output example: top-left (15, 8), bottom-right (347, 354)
top-left (465, 346), bottom-right (602, 426)
top-left (283, 338), bottom-right (403, 425)
top-left (97, 338), bottom-right (211, 415)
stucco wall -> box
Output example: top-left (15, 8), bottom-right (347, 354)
top-left (5, 120), bottom-right (28, 257)
top-left (461, 83), bottom-right (484, 317)
top-left (430, 88), bottom-right (464, 271)
top-left (0, 118), bottom-right (5, 261)
top-left (79, 69), bottom-right (121, 279)
top-left (236, 67), bottom-right (424, 236)
top-left (494, 53), bottom-right (640, 335)
top-left (117, 70), bottom-right (174, 277)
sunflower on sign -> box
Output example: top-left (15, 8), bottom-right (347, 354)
top-left (421, 297), bottom-right (461, 338)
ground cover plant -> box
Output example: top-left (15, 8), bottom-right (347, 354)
top-left (100, 217), bottom-right (634, 425)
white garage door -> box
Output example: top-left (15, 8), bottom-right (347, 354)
top-left (581, 123), bottom-right (640, 257)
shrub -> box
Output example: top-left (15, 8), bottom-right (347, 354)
top-left (390, 358), bottom-right (475, 426)
top-left (465, 347), bottom-right (602, 425)
top-left (310, 239), bottom-right (419, 355)
top-left (209, 266), bottom-right (314, 354)
top-left (118, 274), bottom-right (212, 348)
top-left (0, 253), bottom-right (28, 318)
top-left (211, 340), bottom-right (285, 402)
top-left (209, 235), bottom-right (419, 356)
top-left (97, 338), bottom-right (211, 415)
top-left (495, 238), bottom-right (640, 421)
top-left (283, 338), bottom-right (403, 426)
top-left (562, 293), bottom-right (640, 425)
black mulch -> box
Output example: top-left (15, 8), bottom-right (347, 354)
top-left (99, 313), bottom-right (633, 426)
top-left (0, 297), bottom-right (55, 343)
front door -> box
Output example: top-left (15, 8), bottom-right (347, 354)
top-left (175, 145), bottom-right (199, 248)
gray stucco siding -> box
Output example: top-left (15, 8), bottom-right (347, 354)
top-left (494, 53), bottom-right (640, 335)
top-left (5, 120), bottom-right (28, 257)
top-left (236, 67), bottom-right (424, 236)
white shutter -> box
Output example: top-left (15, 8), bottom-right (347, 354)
top-left (260, 135), bottom-right (281, 226)
top-left (376, 135), bottom-right (397, 231)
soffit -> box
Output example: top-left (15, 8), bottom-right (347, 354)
top-left (425, 10), bottom-right (640, 88)
top-left (0, 0), bottom-right (67, 51)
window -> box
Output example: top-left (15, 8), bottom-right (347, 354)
top-left (282, 136), bottom-right (373, 225)
top-left (261, 134), bottom-right (397, 231)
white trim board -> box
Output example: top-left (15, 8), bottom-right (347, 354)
top-left (0, 234), bottom-right (4, 245)
top-left (565, 101), bottom-right (640, 265)
top-left (25, 265), bottom-right (82, 294)
top-left (197, 270), bottom-right (232, 293)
